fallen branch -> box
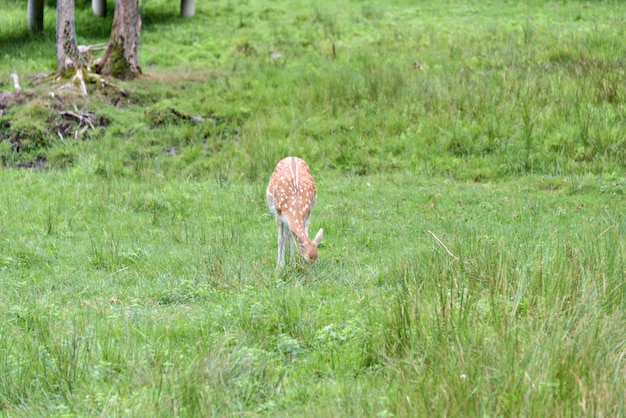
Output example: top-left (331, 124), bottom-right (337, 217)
top-left (58, 108), bottom-right (102, 139)
top-left (60, 110), bottom-right (96, 129)
top-left (170, 108), bottom-right (204, 123)
top-left (427, 230), bottom-right (460, 261)
top-left (78, 43), bottom-right (107, 65)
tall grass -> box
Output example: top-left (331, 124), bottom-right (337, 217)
top-left (1, 169), bottom-right (624, 415)
top-left (375, 206), bottom-right (626, 415)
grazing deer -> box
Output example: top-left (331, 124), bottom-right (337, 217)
top-left (267, 157), bottom-right (323, 266)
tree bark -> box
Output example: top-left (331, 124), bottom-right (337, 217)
top-left (95, 0), bottom-right (142, 80)
top-left (180, 0), bottom-right (195, 17)
top-left (92, 0), bottom-right (107, 18)
top-left (56, 0), bottom-right (83, 71)
top-left (28, 0), bottom-right (45, 33)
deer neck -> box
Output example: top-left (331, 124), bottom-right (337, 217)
top-left (286, 216), bottom-right (311, 245)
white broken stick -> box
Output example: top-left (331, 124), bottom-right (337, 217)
top-left (427, 230), bottom-right (460, 261)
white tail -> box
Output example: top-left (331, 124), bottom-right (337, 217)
top-left (267, 157), bottom-right (323, 266)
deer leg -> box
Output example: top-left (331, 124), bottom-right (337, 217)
top-left (284, 224), bottom-right (293, 264)
top-left (277, 219), bottom-right (286, 266)
top-left (289, 232), bottom-right (296, 264)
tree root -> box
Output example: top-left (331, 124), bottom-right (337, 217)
top-left (75, 67), bottom-right (88, 96)
top-left (49, 67), bottom-right (129, 98)
top-left (28, 43), bottom-right (131, 98)
top-left (85, 71), bottom-right (129, 96)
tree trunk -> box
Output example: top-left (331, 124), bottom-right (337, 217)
top-left (92, 0), bottom-right (107, 17)
top-left (95, 0), bottom-right (142, 80)
top-left (28, 0), bottom-right (45, 33)
top-left (180, 0), bottom-right (195, 17)
top-left (56, 0), bottom-right (83, 71)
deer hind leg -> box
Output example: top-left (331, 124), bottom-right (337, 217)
top-left (277, 218), bottom-right (288, 266)
top-left (289, 232), bottom-right (297, 264)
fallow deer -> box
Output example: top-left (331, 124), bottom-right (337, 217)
top-left (267, 157), bottom-right (323, 266)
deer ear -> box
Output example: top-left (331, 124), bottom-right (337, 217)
top-left (313, 228), bottom-right (323, 244)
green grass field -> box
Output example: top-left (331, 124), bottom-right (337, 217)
top-left (1, 0), bottom-right (625, 416)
